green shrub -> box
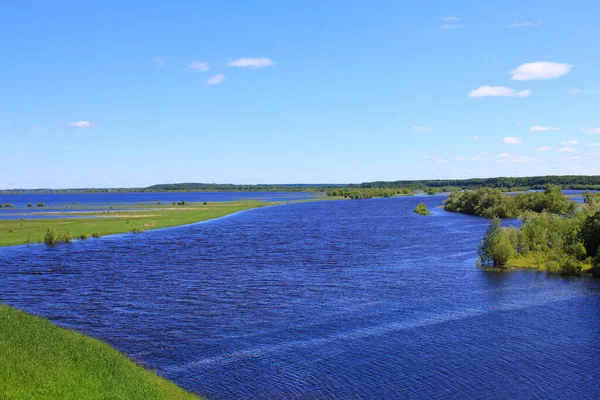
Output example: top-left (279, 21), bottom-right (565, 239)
top-left (592, 248), bottom-right (600, 278)
top-left (80, 233), bottom-right (91, 240)
top-left (413, 203), bottom-right (430, 216)
top-left (44, 229), bottom-right (60, 245)
top-left (203, 202), bottom-right (207, 205)
top-left (489, 233), bottom-right (515, 267)
top-left (4, 204), bottom-right (12, 208)
top-left (580, 212), bottom-right (600, 257)
top-left (132, 228), bottom-right (143, 233)
top-left (27, 203), bottom-right (33, 207)
top-left (91, 232), bottom-right (101, 238)
top-left (62, 231), bottom-right (72, 243)
top-left (37, 203), bottom-right (45, 207)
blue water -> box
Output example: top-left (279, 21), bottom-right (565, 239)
top-left (0, 191), bottom-right (321, 220)
top-left (1, 197), bottom-right (599, 399)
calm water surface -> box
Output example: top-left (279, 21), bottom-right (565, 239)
top-left (1, 197), bottom-right (599, 399)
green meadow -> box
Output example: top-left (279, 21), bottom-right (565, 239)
top-left (0, 201), bottom-right (270, 247)
top-left (0, 304), bottom-right (200, 400)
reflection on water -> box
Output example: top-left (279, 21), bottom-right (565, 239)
top-left (1, 197), bottom-right (599, 399)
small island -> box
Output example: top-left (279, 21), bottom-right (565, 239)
top-left (413, 203), bottom-right (430, 216)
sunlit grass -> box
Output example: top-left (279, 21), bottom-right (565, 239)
top-left (0, 304), bottom-right (200, 400)
top-left (0, 201), bottom-right (270, 247)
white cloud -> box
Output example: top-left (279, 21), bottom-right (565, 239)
top-left (496, 153), bottom-right (537, 163)
top-left (558, 147), bottom-right (575, 152)
top-left (469, 136), bottom-right (480, 140)
top-left (581, 127), bottom-right (600, 134)
top-left (561, 140), bottom-right (580, 145)
top-left (189, 61), bottom-right (210, 72)
top-left (469, 155), bottom-right (487, 161)
top-left (206, 73), bottom-right (225, 85)
top-left (469, 86), bottom-right (531, 98)
top-left (534, 146), bottom-right (552, 152)
top-left (511, 62), bottom-right (572, 80)
top-left (507, 22), bottom-right (543, 28)
top-left (503, 136), bottom-right (522, 144)
top-left (440, 24), bottom-right (463, 29)
top-left (567, 89), bottom-right (594, 94)
top-left (438, 16), bottom-right (460, 21)
top-left (152, 57), bottom-right (166, 69)
top-left (413, 125), bottom-right (433, 132)
top-left (423, 156), bottom-right (448, 163)
top-left (530, 126), bottom-right (560, 131)
top-left (68, 121), bottom-right (93, 128)
top-left (228, 57), bottom-right (274, 68)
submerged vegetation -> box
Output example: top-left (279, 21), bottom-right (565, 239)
top-left (0, 304), bottom-right (199, 399)
top-left (413, 203), bottom-right (430, 216)
top-left (478, 191), bottom-right (600, 276)
top-left (444, 186), bottom-right (575, 218)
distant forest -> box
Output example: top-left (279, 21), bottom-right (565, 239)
top-left (2, 175), bottom-right (600, 194)
top-left (350, 175), bottom-right (600, 191)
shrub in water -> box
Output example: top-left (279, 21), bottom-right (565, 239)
top-left (4, 204), bottom-right (12, 208)
top-left (62, 231), bottom-right (72, 243)
top-left (91, 232), bottom-right (101, 238)
top-left (44, 229), bottom-right (60, 245)
top-left (413, 203), bottom-right (430, 216)
top-left (27, 203), bottom-right (33, 207)
top-left (80, 233), bottom-right (91, 240)
top-left (37, 203), bottom-right (45, 207)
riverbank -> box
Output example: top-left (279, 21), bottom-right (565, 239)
top-left (0, 304), bottom-right (199, 399)
top-left (507, 255), bottom-right (593, 274)
top-left (0, 200), bottom-right (273, 247)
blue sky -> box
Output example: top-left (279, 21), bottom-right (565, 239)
top-left (1, 0), bottom-right (599, 188)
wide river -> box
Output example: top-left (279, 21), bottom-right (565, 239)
top-left (1, 195), bottom-right (599, 399)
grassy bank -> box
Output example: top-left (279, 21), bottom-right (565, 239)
top-left (0, 201), bottom-right (270, 247)
top-left (0, 304), bottom-right (199, 399)
top-left (507, 255), bottom-right (593, 273)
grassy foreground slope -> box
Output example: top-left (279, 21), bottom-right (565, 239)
top-left (0, 201), bottom-right (268, 247)
top-left (0, 304), bottom-right (199, 400)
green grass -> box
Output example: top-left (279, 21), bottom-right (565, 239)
top-left (507, 254), bottom-right (592, 272)
top-left (0, 201), bottom-right (271, 247)
top-left (0, 304), bottom-right (200, 400)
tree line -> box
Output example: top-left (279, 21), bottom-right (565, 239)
top-left (351, 175), bottom-right (600, 191)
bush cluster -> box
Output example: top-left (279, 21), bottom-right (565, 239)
top-left (479, 211), bottom-right (600, 275)
top-left (413, 203), bottom-right (430, 216)
top-left (445, 186), bottom-right (575, 218)
top-left (327, 188), bottom-right (413, 199)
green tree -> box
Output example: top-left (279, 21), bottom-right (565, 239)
top-left (580, 212), bottom-right (600, 257)
top-left (478, 217), bottom-right (501, 266)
